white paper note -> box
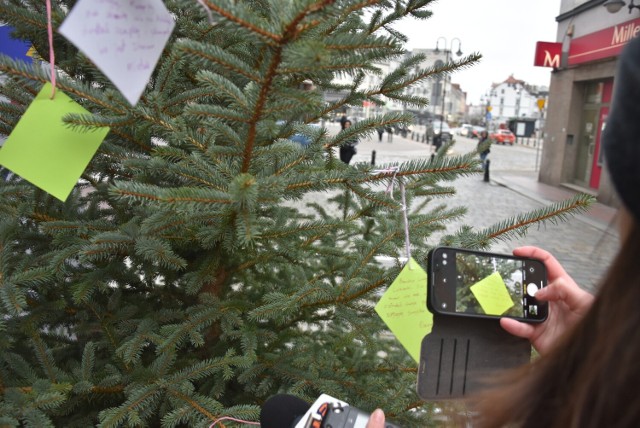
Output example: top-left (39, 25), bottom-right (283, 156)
top-left (59, 0), bottom-right (175, 106)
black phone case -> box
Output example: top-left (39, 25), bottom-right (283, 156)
top-left (416, 313), bottom-right (531, 400)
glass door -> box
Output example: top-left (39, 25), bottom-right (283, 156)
top-left (574, 107), bottom-right (598, 188)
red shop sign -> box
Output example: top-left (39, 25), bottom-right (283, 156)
top-left (569, 17), bottom-right (640, 65)
top-left (534, 41), bottom-right (562, 68)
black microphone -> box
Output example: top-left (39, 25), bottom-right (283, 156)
top-left (260, 394), bottom-right (312, 428)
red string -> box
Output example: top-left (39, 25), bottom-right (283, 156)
top-left (45, 0), bottom-right (56, 99)
top-left (209, 416), bottom-right (260, 427)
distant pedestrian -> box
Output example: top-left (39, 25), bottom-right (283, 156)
top-left (339, 120), bottom-right (358, 164)
top-left (477, 130), bottom-right (491, 170)
top-left (339, 113), bottom-right (348, 131)
top-left (386, 125), bottom-right (393, 143)
top-left (433, 134), bottom-right (442, 152)
top-left (377, 126), bottom-right (385, 143)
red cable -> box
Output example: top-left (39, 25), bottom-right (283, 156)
top-left (209, 416), bottom-right (260, 427)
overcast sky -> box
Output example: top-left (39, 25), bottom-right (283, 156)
top-left (398, 0), bottom-right (561, 104)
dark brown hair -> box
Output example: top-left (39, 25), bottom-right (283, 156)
top-left (472, 223), bottom-right (640, 428)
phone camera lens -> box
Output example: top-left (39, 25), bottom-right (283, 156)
top-left (529, 267), bottom-right (535, 273)
top-left (442, 253), bottom-right (448, 259)
top-left (442, 260), bottom-right (447, 266)
top-left (441, 303), bottom-right (447, 309)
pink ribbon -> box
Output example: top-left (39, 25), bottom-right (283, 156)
top-left (46, 0), bottom-right (56, 98)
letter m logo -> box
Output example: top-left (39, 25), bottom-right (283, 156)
top-left (534, 42), bottom-right (562, 68)
top-left (543, 50), bottom-right (560, 67)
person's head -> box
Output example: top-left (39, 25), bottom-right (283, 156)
top-left (601, 38), bottom-right (640, 239)
top-left (474, 36), bottom-right (640, 428)
top-left (344, 120), bottom-right (352, 129)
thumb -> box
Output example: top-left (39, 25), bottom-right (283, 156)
top-left (367, 409), bottom-right (385, 428)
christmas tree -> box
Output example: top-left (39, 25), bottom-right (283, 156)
top-left (0, 1), bottom-right (592, 426)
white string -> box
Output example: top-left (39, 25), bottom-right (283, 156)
top-left (196, 0), bottom-right (215, 24)
top-left (399, 180), bottom-right (412, 268)
top-left (372, 166), bottom-right (399, 197)
top-left (371, 166), bottom-right (412, 268)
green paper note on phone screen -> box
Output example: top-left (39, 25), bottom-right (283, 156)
top-left (470, 271), bottom-right (515, 315)
top-left (0, 83), bottom-right (109, 201)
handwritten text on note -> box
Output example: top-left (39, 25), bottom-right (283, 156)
top-left (470, 271), bottom-right (515, 316)
top-left (375, 258), bottom-right (433, 363)
top-left (59, 0), bottom-right (175, 105)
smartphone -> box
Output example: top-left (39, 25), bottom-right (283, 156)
top-left (427, 246), bottom-right (548, 322)
top-left (318, 403), bottom-right (400, 428)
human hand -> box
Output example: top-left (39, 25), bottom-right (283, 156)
top-left (366, 409), bottom-right (385, 428)
top-left (500, 246), bottom-right (594, 355)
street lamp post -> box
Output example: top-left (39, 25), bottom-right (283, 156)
top-left (434, 37), bottom-right (463, 141)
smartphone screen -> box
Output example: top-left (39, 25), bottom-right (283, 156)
top-left (428, 247), bottom-right (548, 322)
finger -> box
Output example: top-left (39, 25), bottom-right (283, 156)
top-left (534, 278), bottom-right (594, 310)
top-left (500, 317), bottom-right (537, 340)
top-left (513, 246), bottom-right (570, 280)
top-left (366, 409), bottom-right (385, 428)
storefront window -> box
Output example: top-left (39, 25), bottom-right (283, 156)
top-left (584, 82), bottom-right (603, 105)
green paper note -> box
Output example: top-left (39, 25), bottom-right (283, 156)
top-left (470, 271), bottom-right (514, 316)
top-left (0, 83), bottom-right (109, 201)
top-left (375, 258), bottom-right (433, 363)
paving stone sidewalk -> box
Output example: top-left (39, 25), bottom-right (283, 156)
top-left (321, 123), bottom-right (619, 292)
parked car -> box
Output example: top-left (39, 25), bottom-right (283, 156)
top-left (457, 124), bottom-right (473, 137)
top-left (426, 120), bottom-right (452, 145)
top-left (491, 129), bottom-right (516, 145)
top-left (471, 126), bottom-right (486, 139)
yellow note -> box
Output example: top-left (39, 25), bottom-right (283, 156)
top-left (470, 271), bottom-right (514, 316)
top-left (0, 83), bottom-right (109, 201)
top-left (375, 258), bottom-right (433, 363)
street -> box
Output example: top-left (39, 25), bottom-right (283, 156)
top-left (334, 123), bottom-right (619, 292)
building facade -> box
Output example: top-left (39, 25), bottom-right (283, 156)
top-left (406, 48), bottom-right (467, 124)
top-left (481, 76), bottom-right (548, 132)
top-left (539, 0), bottom-right (640, 207)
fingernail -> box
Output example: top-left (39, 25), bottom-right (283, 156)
top-left (370, 409), bottom-right (384, 422)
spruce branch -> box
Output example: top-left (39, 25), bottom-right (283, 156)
top-left (97, 386), bottom-right (163, 428)
top-left (381, 52), bottom-right (482, 93)
top-left (176, 40), bottom-right (263, 82)
top-left (201, 0), bottom-right (283, 43)
top-left (0, 1), bottom-right (589, 425)
top-left (481, 193), bottom-right (594, 242)
top-left (165, 388), bottom-right (220, 423)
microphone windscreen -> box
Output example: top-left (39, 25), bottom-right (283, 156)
top-left (260, 394), bottom-right (312, 428)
